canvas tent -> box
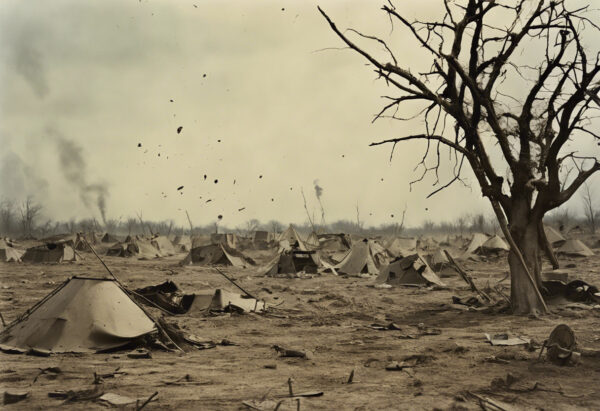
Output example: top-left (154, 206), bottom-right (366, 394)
top-left (278, 225), bottom-right (308, 251)
top-left (180, 243), bottom-right (255, 268)
top-left (0, 239), bottom-right (24, 262)
top-left (476, 235), bottom-right (509, 255)
top-left (317, 233), bottom-right (352, 252)
top-left (556, 239), bottom-right (594, 257)
top-left (426, 249), bottom-right (459, 277)
top-left (106, 238), bottom-right (161, 259)
top-left (210, 233), bottom-right (238, 248)
top-left (544, 225), bottom-right (566, 246)
top-left (0, 277), bottom-right (157, 353)
top-left (263, 250), bottom-right (321, 276)
top-left (22, 243), bottom-right (80, 263)
top-left (151, 235), bottom-right (177, 256)
top-left (376, 254), bottom-right (445, 287)
top-left (172, 235), bottom-right (192, 252)
top-left (252, 230), bottom-right (275, 250)
top-left (385, 236), bottom-right (417, 257)
top-left (463, 233), bottom-right (489, 255)
top-left (334, 240), bottom-right (390, 275)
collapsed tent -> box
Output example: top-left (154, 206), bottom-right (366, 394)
top-left (0, 277), bottom-right (157, 353)
top-left (334, 240), bottom-right (390, 275)
top-left (180, 243), bottom-right (255, 268)
top-left (385, 236), bottom-right (417, 257)
top-left (106, 238), bottom-right (161, 259)
top-left (417, 237), bottom-right (438, 250)
top-left (135, 281), bottom-right (265, 314)
top-left (376, 254), bottom-right (445, 287)
top-left (263, 250), bottom-right (321, 276)
top-left (426, 249), bottom-right (459, 277)
top-left (22, 242), bottom-right (80, 263)
top-left (150, 235), bottom-right (177, 256)
top-left (0, 239), bottom-right (24, 262)
top-left (318, 233), bottom-right (351, 252)
top-left (556, 239), bottom-right (594, 257)
top-left (476, 235), bottom-right (509, 255)
top-left (544, 225), bottom-right (566, 247)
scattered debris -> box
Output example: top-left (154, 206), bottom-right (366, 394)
top-left (485, 333), bottom-right (530, 346)
top-left (272, 345), bottom-right (313, 360)
top-left (127, 348), bottom-right (152, 359)
top-left (3, 390), bottom-right (29, 405)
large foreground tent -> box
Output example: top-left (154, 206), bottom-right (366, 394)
top-left (180, 243), bottom-right (255, 268)
top-left (556, 239), bottom-right (594, 257)
top-left (376, 254), bottom-right (445, 287)
top-left (0, 277), bottom-right (157, 353)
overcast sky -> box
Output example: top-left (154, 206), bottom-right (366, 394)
top-left (0, 0), bottom-right (598, 229)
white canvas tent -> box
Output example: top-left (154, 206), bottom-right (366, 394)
top-left (180, 243), bottom-right (255, 268)
top-left (556, 239), bottom-right (594, 257)
top-left (476, 235), bottom-right (509, 255)
top-left (376, 254), bottom-right (444, 286)
top-left (334, 240), bottom-right (390, 275)
top-left (0, 277), bottom-right (157, 353)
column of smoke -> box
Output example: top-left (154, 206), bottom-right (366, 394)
top-left (313, 179), bottom-right (326, 226)
top-left (55, 135), bottom-right (109, 226)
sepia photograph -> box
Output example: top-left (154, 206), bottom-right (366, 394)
top-left (0, 0), bottom-right (599, 409)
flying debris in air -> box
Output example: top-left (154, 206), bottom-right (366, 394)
top-left (177, 126), bottom-right (183, 134)
top-left (259, 175), bottom-right (263, 179)
top-left (203, 74), bottom-right (207, 78)
top-left (206, 199), bottom-right (212, 203)
top-left (177, 186), bottom-right (184, 190)
top-left (214, 179), bottom-right (218, 184)
top-left (204, 175), bottom-right (207, 180)
top-left (218, 215), bottom-right (223, 220)
top-left (170, 99), bottom-right (174, 102)
top-left (138, 143), bottom-right (142, 147)
top-left (238, 207), bottom-right (246, 212)
top-left (391, 214), bottom-right (394, 218)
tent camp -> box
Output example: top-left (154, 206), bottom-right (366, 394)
top-left (0, 277), bottom-right (157, 353)
top-left (180, 243), bottom-right (255, 268)
top-left (0, 239), bottom-right (24, 262)
top-left (106, 238), bottom-right (161, 259)
top-left (151, 235), bottom-right (177, 256)
top-left (385, 236), bottom-right (417, 257)
top-left (544, 225), bottom-right (566, 247)
top-left (476, 235), bottom-right (509, 255)
top-left (22, 243), bottom-right (80, 263)
top-left (556, 239), bottom-right (594, 257)
top-left (334, 240), bottom-right (390, 275)
top-left (262, 250), bottom-right (321, 276)
top-left (376, 254), bottom-right (445, 287)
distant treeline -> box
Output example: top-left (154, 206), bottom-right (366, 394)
top-left (0, 196), bottom-right (595, 240)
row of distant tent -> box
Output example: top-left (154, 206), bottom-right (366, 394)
top-left (0, 224), bottom-right (595, 264)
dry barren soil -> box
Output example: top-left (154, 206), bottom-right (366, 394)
top-left (1, 244), bottom-right (599, 410)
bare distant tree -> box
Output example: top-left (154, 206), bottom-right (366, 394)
top-left (320, 1), bottom-right (600, 314)
top-left (581, 182), bottom-right (597, 233)
top-left (456, 215), bottom-right (468, 236)
top-left (19, 196), bottom-right (42, 238)
top-left (269, 220), bottom-right (283, 234)
top-left (244, 219), bottom-right (260, 236)
top-left (0, 199), bottom-right (16, 236)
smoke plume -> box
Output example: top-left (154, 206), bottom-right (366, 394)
top-left (54, 134), bottom-right (109, 224)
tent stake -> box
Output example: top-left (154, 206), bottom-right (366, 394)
top-left (214, 267), bottom-right (257, 299)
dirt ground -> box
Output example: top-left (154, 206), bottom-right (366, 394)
top-left (1, 244), bottom-right (599, 410)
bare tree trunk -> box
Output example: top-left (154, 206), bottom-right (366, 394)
top-left (508, 199), bottom-right (546, 315)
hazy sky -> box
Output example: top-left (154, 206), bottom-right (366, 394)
top-left (0, 0), bottom-right (598, 228)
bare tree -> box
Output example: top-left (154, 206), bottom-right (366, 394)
top-left (581, 181), bottom-right (597, 233)
top-left (456, 214), bottom-right (468, 236)
top-left (19, 196), bottom-right (42, 238)
top-left (269, 220), bottom-right (283, 234)
top-left (244, 219), bottom-right (260, 236)
top-left (0, 199), bottom-right (16, 236)
top-left (320, 1), bottom-right (600, 314)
